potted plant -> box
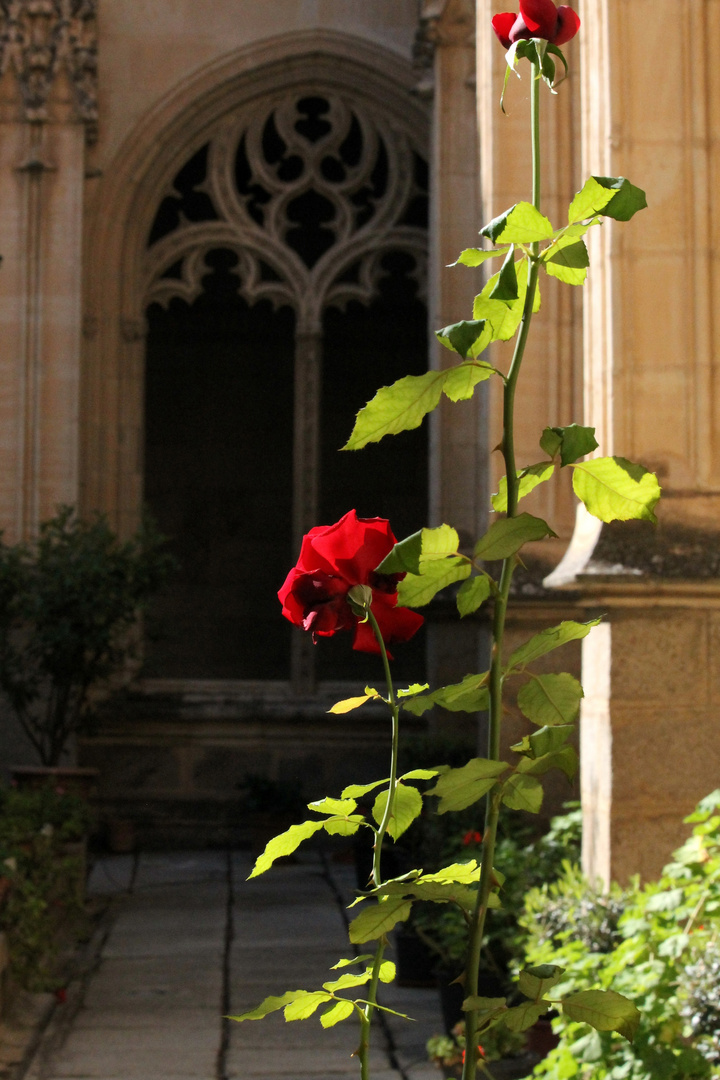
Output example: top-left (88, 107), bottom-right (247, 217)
top-left (0, 506), bottom-right (173, 770)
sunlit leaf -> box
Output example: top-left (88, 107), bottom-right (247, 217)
top-left (544, 239), bottom-right (589, 285)
top-left (320, 999), bottom-right (355, 1028)
top-left (481, 202), bottom-right (554, 244)
top-left (541, 424), bottom-right (598, 466)
top-left (284, 991), bottom-right (333, 1021)
top-left (428, 758), bottom-right (508, 813)
top-left (474, 258), bottom-right (541, 341)
top-left (229, 991), bottom-right (299, 1022)
top-left (517, 673), bottom-right (584, 725)
top-left (340, 779), bottom-right (388, 800)
top-left (372, 783), bottom-right (423, 840)
top-left (349, 896), bottom-right (413, 943)
top-left (322, 971), bottom-right (371, 992)
top-left (518, 964), bottom-right (564, 1000)
top-left (309, 797), bottom-right (358, 817)
top-left (452, 246), bottom-right (511, 267)
top-left (474, 513), bottom-right (556, 561)
top-left (491, 462), bottom-right (555, 513)
top-left (568, 176), bottom-right (616, 224)
top-left (518, 747), bottom-right (578, 781)
top-left (591, 176), bottom-right (647, 222)
top-left (502, 773), bottom-right (543, 813)
top-left (328, 692), bottom-right (380, 715)
top-left (489, 246), bottom-right (519, 301)
top-left (561, 989), bottom-right (640, 1041)
top-left (572, 456), bottom-right (661, 523)
top-left (436, 320), bottom-right (490, 360)
top-left (396, 557), bottom-right (470, 608)
top-left (503, 1001), bottom-right (550, 1031)
top-left (457, 575), bottom-right (492, 617)
top-left (402, 672), bottom-right (490, 717)
top-left (507, 620), bottom-right (601, 671)
top-left (249, 820), bottom-right (325, 878)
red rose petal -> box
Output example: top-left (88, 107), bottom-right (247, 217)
top-left (491, 12), bottom-right (517, 47)
top-left (552, 5), bottom-right (580, 44)
top-left (518, 0), bottom-right (559, 38)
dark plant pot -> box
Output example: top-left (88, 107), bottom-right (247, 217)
top-left (395, 929), bottom-right (436, 988)
top-left (525, 1017), bottom-right (559, 1057)
top-left (11, 766), bottom-right (99, 799)
top-left (437, 970), bottom-right (504, 1035)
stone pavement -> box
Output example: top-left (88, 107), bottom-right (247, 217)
top-left (24, 851), bottom-right (441, 1080)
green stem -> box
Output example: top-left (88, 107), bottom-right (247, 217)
top-left (461, 57), bottom-right (542, 1080)
top-left (357, 607), bottom-right (399, 1080)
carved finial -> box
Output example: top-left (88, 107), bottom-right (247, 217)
top-left (0, 0), bottom-right (97, 133)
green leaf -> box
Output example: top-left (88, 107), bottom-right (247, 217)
top-left (572, 456), bottom-right (661, 523)
top-left (518, 965), bottom-right (564, 1001)
top-left (349, 896), bottom-right (413, 943)
top-left (591, 176), bottom-right (648, 222)
top-left (453, 246), bottom-right (510, 267)
top-left (489, 246), bottom-right (519, 301)
top-left (344, 370), bottom-right (444, 449)
top-left (544, 239), bottom-right (589, 286)
top-left (462, 995), bottom-right (508, 1017)
top-left (323, 815), bottom-right (365, 837)
top-left (457, 575), bottom-right (492, 617)
top-left (328, 692), bottom-right (380, 715)
top-left (377, 523), bottom-right (459, 576)
top-left (402, 672), bottom-right (490, 717)
top-left (331, 955), bottom-right (373, 969)
top-left (541, 424), bottom-right (598, 467)
top-left (436, 320), bottom-right (490, 360)
top-left (400, 767), bottom-right (439, 780)
top-left (284, 990), bottom-right (333, 1021)
top-left (491, 462), bottom-right (555, 513)
top-left (249, 820), bottom-right (325, 878)
top-left (474, 258), bottom-right (541, 341)
top-left (442, 360), bottom-right (496, 400)
top-left (480, 202), bottom-right (555, 244)
top-left (517, 673), bottom-right (584, 725)
top-left (372, 783), bottom-right (423, 840)
top-left (322, 971), bottom-right (371, 992)
top-left (396, 557), bottom-right (470, 608)
top-left (561, 989), bottom-right (641, 1041)
top-left (518, 747), bottom-right (578, 781)
top-left (568, 176), bottom-right (616, 224)
top-left (309, 797), bottom-right (358, 817)
top-left (376, 879), bottom-right (480, 910)
top-left (320, 999), bottom-right (355, 1028)
top-left (508, 620), bottom-right (601, 671)
top-left (379, 961), bottom-right (396, 983)
top-left (428, 758), bottom-right (508, 813)
top-left (340, 779), bottom-right (388, 799)
top-left (514, 724), bottom-right (574, 758)
top-left (397, 685), bottom-right (431, 700)
top-left (229, 991), bottom-right (299, 1022)
top-left (502, 774), bottom-right (543, 813)
top-left (503, 1002), bottom-right (550, 1032)
top-left (474, 513), bottom-right (556, 561)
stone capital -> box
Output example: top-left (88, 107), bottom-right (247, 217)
top-left (415, 0), bottom-right (475, 69)
top-left (0, 0), bottom-right (97, 132)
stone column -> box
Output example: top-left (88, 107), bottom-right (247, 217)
top-left (547, 0), bottom-right (720, 883)
top-left (0, 0), bottom-right (96, 540)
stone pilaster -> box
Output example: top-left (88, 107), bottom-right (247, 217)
top-left (0, 0), bottom-right (96, 539)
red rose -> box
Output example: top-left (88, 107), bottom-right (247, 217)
top-left (492, 0), bottom-right (579, 48)
top-left (278, 510), bottom-right (424, 656)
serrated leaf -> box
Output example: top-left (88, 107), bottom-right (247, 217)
top-left (544, 239), bottom-right (589, 285)
top-left (396, 557), bottom-right (470, 608)
top-left (568, 177), bottom-right (616, 224)
top-left (428, 758), bottom-right (508, 813)
top-left (348, 896), bottom-right (413, 943)
top-left (442, 360), bottom-right (496, 399)
top-left (515, 724), bottom-right (574, 758)
top-left (320, 999), bottom-right (355, 1028)
top-left (397, 685), bottom-right (431, 700)
top-left (328, 692), bottom-right (380, 715)
top-left (474, 513), bottom-right (556, 560)
top-left (344, 370), bottom-right (444, 449)
top-left (400, 767), bottom-right (439, 780)
top-left (249, 820), bottom-right (325, 878)
top-left (436, 320), bottom-right (490, 360)
top-left (462, 996), bottom-right (508, 1016)
top-left (284, 990), bottom-right (333, 1021)
top-left (489, 246), bottom-right (519, 301)
top-left (474, 258), bottom-right (541, 342)
top-left (340, 779), bottom-right (389, 799)
top-left (518, 747), bottom-right (577, 780)
top-left (502, 773), bottom-right (543, 813)
top-left (376, 530), bottom-right (423, 574)
top-left (372, 783), bottom-right (423, 840)
top-left (421, 524), bottom-right (461, 558)
top-left (331, 955), bottom-right (373, 969)
top-left (457, 575), bottom-right (492, 617)
top-left (481, 202), bottom-right (554, 244)
top-left (518, 965), bottom-right (565, 1001)
top-left (379, 961), bottom-right (396, 983)
top-left (561, 989), bottom-right (640, 1041)
top-left (492, 462), bottom-right (555, 513)
top-left (541, 424), bottom-right (598, 467)
top-left (517, 673), bottom-right (584, 725)
top-left (402, 672), bottom-right (490, 717)
top-left (503, 1001), bottom-right (550, 1031)
top-left (309, 797), bottom-right (358, 817)
top-left (323, 971), bottom-right (371, 992)
top-left (592, 176), bottom-right (648, 222)
top-left (323, 815), bottom-right (365, 837)
top-left (572, 456), bottom-right (661, 523)
top-left (421, 860), bottom-right (482, 884)
top-left (508, 620), bottom-right (601, 671)
top-left (453, 246), bottom-right (511, 267)
top-left (378, 879), bottom-right (480, 909)
top-left (230, 991), bottom-right (299, 1022)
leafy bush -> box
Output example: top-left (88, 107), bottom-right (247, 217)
top-left (521, 791), bottom-right (720, 1079)
top-left (0, 507), bottom-right (174, 764)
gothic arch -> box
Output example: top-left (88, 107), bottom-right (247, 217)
top-left (82, 31), bottom-right (430, 685)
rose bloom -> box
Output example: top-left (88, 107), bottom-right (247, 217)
top-left (492, 0), bottom-right (580, 47)
top-left (278, 510), bottom-right (424, 656)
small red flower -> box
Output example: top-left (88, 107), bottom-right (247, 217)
top-left (55, 988), bottom-right (67, 1004)
top-left (278, 510), bottom-right (424, 656)
top-left (463, 830), bottom-right (483, 846)
top-left (492, 0), bottom-right (579, 48)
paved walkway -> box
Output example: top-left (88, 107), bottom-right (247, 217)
top-left (25, 851), bottom-right (441, 1080)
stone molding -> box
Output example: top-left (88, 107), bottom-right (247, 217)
top-left (0, 0), bottom-right (97, 131)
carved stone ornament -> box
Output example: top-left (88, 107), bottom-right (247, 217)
top-left (414, 0), bottom-right (475, 70)
top-left (0, 0), bottom-right (97, 127)
top-left (143, 91), bottom-right (428, 332)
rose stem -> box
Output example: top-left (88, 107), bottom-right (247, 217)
top-left (357, 607), bottom-right (400, 1080)
top-left (461, 54), bottom-right (542, 1080)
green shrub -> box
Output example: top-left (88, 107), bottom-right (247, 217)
top-left (521, 791), bottom-right (720, 1079)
